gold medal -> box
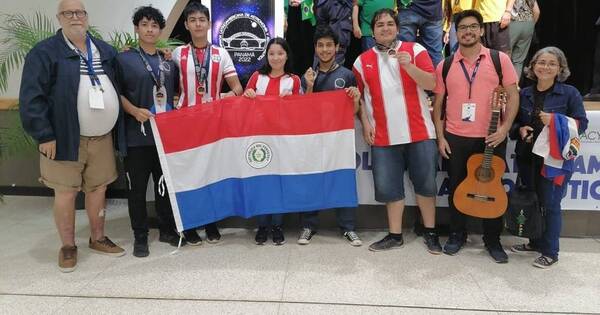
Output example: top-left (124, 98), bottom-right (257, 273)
top-left (387, 49), bottom-right (397, 57)
top-left (197, 85), bottom-right (205, 95)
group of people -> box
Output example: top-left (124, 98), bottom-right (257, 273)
top-left (19, 0), bottom-right (588, 274)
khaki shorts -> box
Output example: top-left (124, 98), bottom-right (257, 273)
top-left (40, 133), bottom-right (118, 193)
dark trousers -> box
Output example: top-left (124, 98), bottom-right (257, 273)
top-left (125, 146), bottom-right (176, 238)
top-left (445, 132), bottom-right (506, 246)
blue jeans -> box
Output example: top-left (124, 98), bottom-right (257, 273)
top-left (256, 214), bottom-right (283, 228)
top-left (361, 36), bottom-right (376, 52)
top-left (300, 208), bottom-right (356, 232)
top-left (529, 175), bottom-right (571, 260)
top-left (448, 22), bottom-right (459, 54)
top-left (397, 10), bottom-right (444, 67)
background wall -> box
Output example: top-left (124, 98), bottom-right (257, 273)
top-left (1, 0), bottom-right (178, 98)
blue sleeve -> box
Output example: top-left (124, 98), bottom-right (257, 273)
top-left (18, 48), bottom-right (55, 144)
top-left (566, 85), bottom-right (588, 134)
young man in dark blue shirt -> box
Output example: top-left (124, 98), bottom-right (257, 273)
top-left (116, 6), bottom-right (186, 257)
top-left (300, 25), bottom-right (362, 246)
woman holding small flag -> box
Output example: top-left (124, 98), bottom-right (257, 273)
top-left (511, 47), bottom-right (588, 268)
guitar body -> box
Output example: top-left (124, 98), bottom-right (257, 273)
top-left (453, 153), bottom-right (508, 218)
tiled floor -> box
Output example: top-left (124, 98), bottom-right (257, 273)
top-left (1, 196), bottom-right (600, 315)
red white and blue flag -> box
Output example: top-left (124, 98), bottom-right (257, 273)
top-left (150, 90), bottom-right (358, 231)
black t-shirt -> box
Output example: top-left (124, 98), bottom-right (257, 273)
top-left (301, 65), bottom-right (357, 92)
top-left (116, 49), bottom-right (179, 147)
top-left (531, 84), bottom-right (554, 138)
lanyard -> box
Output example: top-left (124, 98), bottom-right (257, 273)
top-left (190, 43), bottom-right (211, 89)
top-left (74, 36), bottom-right (103, 91)
top-left (137, 48), bottom-right (165, 89)
top-left (459, 56), bottom-right (481, 99)
top-left (313, 62), bottom-right (338, 92)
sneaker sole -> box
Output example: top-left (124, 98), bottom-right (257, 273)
top-left (297, 239), bottom-right (311, 245)
top-left (273, 240), bottom-right (286, 245)
top-left (533, 261), bottom-right (557, 269)
top-left (89, 248), bottom-right (126, 257)
top-left (510, 248), bottom-right (538, 255)
top-left (255, 241), bottom-right (266, 245)
top-left (205, 239), bottom-right (221, 244)
top-left (186, 241), bottom-right (203, 246)
top-left (59, 265), bottom-right (77, 273)
top-left (133, 251), bottom-right (149, 258)
top-left (349, 241), bottom-right (362, 247)
top-left (368, 244), bottom-right (404, 252)
top-left (427, 248), bottom-right (443, 255)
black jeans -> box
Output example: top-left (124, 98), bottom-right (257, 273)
top-left (444, 132), bottom-right (506, 246)
top-left (125, 146), bottom-right (176, 238)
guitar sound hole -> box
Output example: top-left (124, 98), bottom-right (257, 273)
top-left (475, 167), bottom-right (495, 183)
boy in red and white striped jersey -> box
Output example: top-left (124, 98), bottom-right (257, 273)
top-left (353, 8), bottom-right (442, 254)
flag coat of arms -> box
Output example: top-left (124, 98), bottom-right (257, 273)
top-left (150, 90), bottom-right (358, 231)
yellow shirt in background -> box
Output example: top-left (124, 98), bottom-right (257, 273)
top-left (474, 0), bottom-right (506, 23)
top-left (452, 0), bottom-right (475, 13)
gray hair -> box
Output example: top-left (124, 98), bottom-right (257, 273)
top-left (524, 46), bottom-right (571, 82)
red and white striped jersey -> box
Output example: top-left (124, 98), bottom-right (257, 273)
top-left (172, 44), bottom-right (238, 108)
top-left (353, 41), bottom-right (436, 146)
top-left (246, 71), bottom-right (302, 96)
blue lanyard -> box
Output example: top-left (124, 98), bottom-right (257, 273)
top-left (75, 36), bottom-right (103, 91)
top-left (459, 57), bottom-right (481, 100)
top-left (137, 48), bottom-right (164, 89)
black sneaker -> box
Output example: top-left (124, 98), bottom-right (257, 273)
top-left (486, 244), bottom-right (509, 263)
top-left (159, 231), bottom-right (187, 247)
top-left (205, 223), bottom-right (222, 244)
top-left (533, 255), bottom-right (558, 269)
top-left (183, 229), bottom-right (203, 246)
top-left (255, 227), bottom-right (268, 245)
top-left (510, 244), bottom-right (539, 254)
top-left (133, 236), bottom-right (149, 258)
top-left (423, 232), bottom-right (442, 255)
top-left (272, 226), bottom-right (286, 245)
top-left (443, 232), bottom-right (466, 256)
top-left (368, 234), bottom-right (404, 252)
top-left (297, 228), bottom-right (316, 245)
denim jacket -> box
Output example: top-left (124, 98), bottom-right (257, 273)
top-left (19, 29), bottom-right (126, 161)
top-left (516, 82), bottom-right (588, 135)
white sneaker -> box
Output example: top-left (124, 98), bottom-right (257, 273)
top-left (297, 228), bottom-right (315, 245)
top-left (343, 231), bottom-right (362, 247)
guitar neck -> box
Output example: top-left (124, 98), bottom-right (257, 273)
top-left (482, 110), bottom-right (501, 169)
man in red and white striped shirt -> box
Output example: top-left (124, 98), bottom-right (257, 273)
top-left (353, 8), bottom-right (442, 254)
top-left (173, 2), bottom-right (243, 108)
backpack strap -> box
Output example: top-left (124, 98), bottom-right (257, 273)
top-left (489, 49), bottom-right (503, 86)
top-left (440, 54), bottom-right (454, 120)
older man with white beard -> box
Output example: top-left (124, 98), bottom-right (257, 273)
top-left (19, 0), bottom-right (126, 272)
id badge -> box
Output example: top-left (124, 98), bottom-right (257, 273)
top-left (89, 86), bottom-right (105, 109)
top-left (153, 85), bottom-right (167, 108)
top-left (461, 102), bottom-right (476, 122)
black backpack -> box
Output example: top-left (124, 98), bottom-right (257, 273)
top-left (440, 49), bottom-right (503, 120)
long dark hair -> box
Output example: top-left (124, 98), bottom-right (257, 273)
top-left (258, 37), bottom-right (294, 75)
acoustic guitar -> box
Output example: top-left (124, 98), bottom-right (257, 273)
top-left (453, 87), bottom-right (508, 219)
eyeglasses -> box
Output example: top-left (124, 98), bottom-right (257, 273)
top-left (457, 23), bottom-right (481, 32)
top-left (535, 61), bottom-right (559, 68)
top-left (59, 10), bottom-right (87, 19)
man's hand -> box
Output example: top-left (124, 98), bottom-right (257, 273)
top-left (485, 125), bottom-right (509, 147)
top-left (519, 126), bottom-right (534, 143)
top-left (437, 137), bottom-right (452, 159)
top-left (345, 86), bottom-right (360, 103)
top-left (304, 67), bottom-right (316, 89)
top-left (396, 51), bottom-right (412, 67)
top-left (500, 11), bottom-right (512, 29)
top-left (39, 140), bottom-right (57, 160)
top-left (353, 26), bottom-right (362, 39)
top-left (134, 107), bottom-right (154, 123)
top-left (361, 120), bottom-right (375, 145)
top-left (539, 111), bottom-right (551, 126)
top-left (243, 88), bottom-right (257, 99)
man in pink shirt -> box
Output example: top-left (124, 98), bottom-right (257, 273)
top-left (432, 10), bottom-right (519, 263)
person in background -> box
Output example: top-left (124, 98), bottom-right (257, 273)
top-left (509, 0), bottom-right (540, 79)
top-left (243, 37), bottom-right (302, 246)
top-left (474, 0), bottom-right (514, 54)
top-left (397, 0), bottom-right (445, 67)
top-left (352, 0), bottom-right (396, 51)
top-left (510, 47), bottom-right (588, 268)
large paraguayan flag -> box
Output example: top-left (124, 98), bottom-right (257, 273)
top-left (150, 90), bottom-right (358, 232)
